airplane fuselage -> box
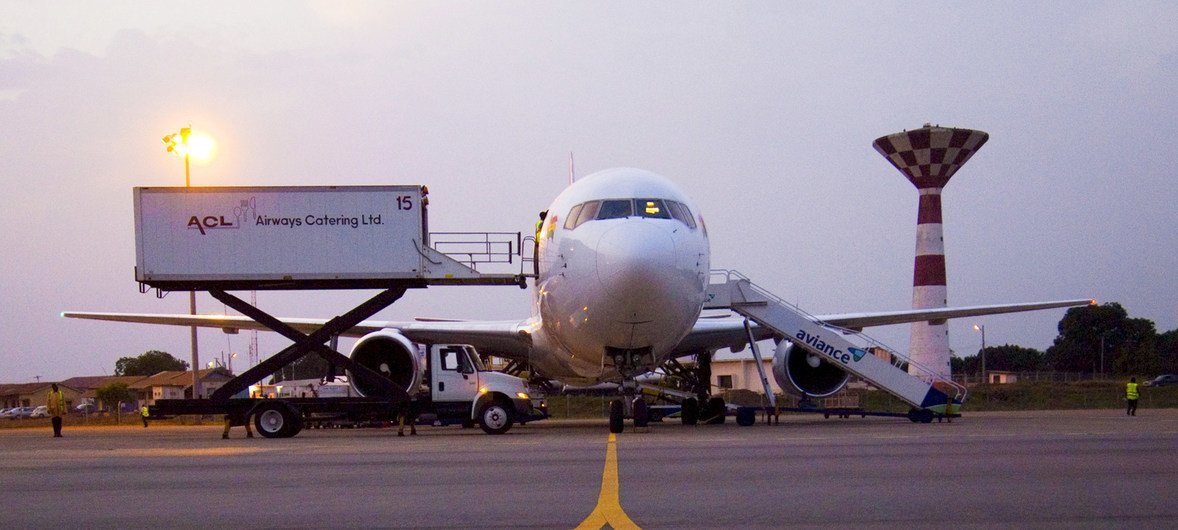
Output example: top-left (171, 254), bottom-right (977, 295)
top-left (525, 168), bottom-right (710, 383)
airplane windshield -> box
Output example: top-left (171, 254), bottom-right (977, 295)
top-left (564, 198), bottom-right (696, 230)
top-left (596, 199), bottom-right (633, 220)
top-left (636, 199), bottom-right (671, 219)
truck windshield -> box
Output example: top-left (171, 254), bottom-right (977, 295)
top-left (464, 346), bottom-right (486, 372)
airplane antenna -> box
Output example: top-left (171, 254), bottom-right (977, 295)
top-left (569, 152), bottom-right (576, 184)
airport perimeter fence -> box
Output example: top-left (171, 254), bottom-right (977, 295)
top-left (952, 371), bottom-right (1122, 386)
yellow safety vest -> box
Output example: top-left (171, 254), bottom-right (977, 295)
top-left (1126, 382), bottom-right (1139, 400)
top-left (47, 390), bottom-right (66, 416)
top-left (141, 406), bottom-right (150, 417)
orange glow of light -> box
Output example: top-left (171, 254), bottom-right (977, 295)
top-left (185, 132), bottom-right (216, 162)
top-left (163, 129), bottom-right (216, 163)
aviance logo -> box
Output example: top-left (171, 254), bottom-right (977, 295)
top-left (795, 329), bottom-right (853, 365)
top-left (188, 215), bottom-right (237, 235)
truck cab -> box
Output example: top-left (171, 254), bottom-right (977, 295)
top-left (427, 344), bottom-right (536, 435)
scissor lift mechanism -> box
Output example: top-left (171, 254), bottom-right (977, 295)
top-left (144, 231), bottom-right (531, 434)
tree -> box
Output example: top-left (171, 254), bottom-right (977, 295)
top-left (1158, 329), bottom-right (1178, 373)
top-left (979, 344), bottom-right (1046, 372)
top-left (1045, 303), bottom-right (1164, 375)
top-left (1111, 318), bottom-right (1160, 375)
top-left (95, 381), bottom-right (137, 412)
top-left (1045, 303), bottom-right (1129, 373)
top-left (114, 350), bottom-right (189, 376)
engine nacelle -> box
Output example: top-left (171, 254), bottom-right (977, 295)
top-left (347, 330), bottom-right (424, 398)
top-left (771, 340), bottom-right (849, 398)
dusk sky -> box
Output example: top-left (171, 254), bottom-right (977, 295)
top-left (2, 2), bottom-right (1175, 382)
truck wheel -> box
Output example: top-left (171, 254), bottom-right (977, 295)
top-left (478, 401), bottom-right (513, 435)
top-left (609, 399), bottom-right (624, 434)
top-left (681, 398), bottom-right (699, 426)
top-left (254, 402), bottom-right (300, 438)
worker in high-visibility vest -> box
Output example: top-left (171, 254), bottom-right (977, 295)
top-left (533, 210), bottom-right (547, 277)
top-left (141, 405), bottom-right (150, 428)
top-left (1126, 377), bottom-right (1140, 416)
top-left (47, 383), bottom-right (67, 438)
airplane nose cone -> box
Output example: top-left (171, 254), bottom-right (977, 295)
top-left (596, 221), bottom-right (676, 304)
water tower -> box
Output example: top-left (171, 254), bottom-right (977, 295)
top-left (873, 124), bottom-right (988, 380)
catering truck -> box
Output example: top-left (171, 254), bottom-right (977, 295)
top-left (152, 342), bottom-right (544, 437)
top-left (130, 185), bottom-right (540, 437)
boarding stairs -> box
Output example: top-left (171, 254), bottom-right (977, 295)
top-left (705, 270), bottom-right (966, 416)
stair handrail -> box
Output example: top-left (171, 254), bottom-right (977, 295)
top-left (709, 269), bottom-right (967, 404)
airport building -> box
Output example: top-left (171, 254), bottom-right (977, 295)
top-left (0, 382), bottom-right (83, 410)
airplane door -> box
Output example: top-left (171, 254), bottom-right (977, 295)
top-left (433, 345), bottom-right (478, 402)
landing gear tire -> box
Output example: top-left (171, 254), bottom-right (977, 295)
top-left (609, 399), bottom-right (624, 434)
top-left (632, 398), bottom-right (649, 429)
top-left (254, 402), bottom-right (302, 438)
top-left (736, 407), bottom-right (756, 427)
top-left (681, 398), bottom-right (699, 426)
top-left (705, 397), bottom-right (726, 425)
top-left (478, 401), bottom-right (514, 435)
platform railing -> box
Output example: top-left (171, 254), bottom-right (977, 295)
top-left (429, 231), bottom-right (521, 271)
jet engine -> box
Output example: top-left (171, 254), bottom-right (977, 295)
top-left (771, 340), bottom-right (849, 397)
top-left (347, 330), bottom-right (424, 398)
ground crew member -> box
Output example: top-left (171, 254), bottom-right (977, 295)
top-left (533, 210), bottom-right (547, 276)
top-left (141, 405), bottom-right (150, 428)
top-left (47, 383), bottom-right (66, 438)
top-left (1126, 377), bottom-right (1139, 416)
top-left (222, 413), bottom-right (254, 439)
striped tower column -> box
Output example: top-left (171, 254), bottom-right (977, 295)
top-left (872, 125), bottom-right (988, 381)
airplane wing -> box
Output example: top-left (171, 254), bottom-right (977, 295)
top-left (66, 297), bottom-right (1089, 365)
top-left (61, 312), bottom-right (535, 361)
top-left (816, 299), bottom-right (1093, 330)
top-left (669, 298), bottom-right (1092, 357)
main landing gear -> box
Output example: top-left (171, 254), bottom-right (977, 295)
top-left (607, 351), bottom-right (730, 434)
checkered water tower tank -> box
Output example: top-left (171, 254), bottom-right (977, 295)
top-left (873, 124), bottom-right (989, 380)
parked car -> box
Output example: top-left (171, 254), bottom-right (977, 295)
top-left (1146, 374), bottom-right (1177, 387)
top-left (0, 408), bottom-right (16, 419)
top-left (8, 407), bottom-right (34, 419)
top-left (29, 406), bottom-right (50, 418)
top-left (75, 403), bottom-right (95, 413)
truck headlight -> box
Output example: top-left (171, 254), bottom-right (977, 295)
top-left (516, 392), bottom-right (529, 400)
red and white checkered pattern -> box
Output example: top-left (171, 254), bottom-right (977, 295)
top-left (873, 126), bottom-right (988, 189)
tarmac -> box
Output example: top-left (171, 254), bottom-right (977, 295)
top-left (1, 409), bottom-right (1176, 528)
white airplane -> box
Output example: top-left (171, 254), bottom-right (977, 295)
top-left (65, 167), bottom-right (1089, 429)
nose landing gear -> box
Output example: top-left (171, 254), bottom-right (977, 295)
top-left (608, 382), bottom-right (651, 434)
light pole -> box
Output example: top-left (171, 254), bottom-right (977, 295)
top-left (163, 126), bottom-right (201, 398)
top-left (973, 324), bottom-right (986, 384)
top-left (1100, 330), bottom-right (1112, 377)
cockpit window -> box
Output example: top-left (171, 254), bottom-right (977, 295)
top-left (571, 200), bottom-right (599, 229)
top-left (667, 201), bottom-right (697, 229)
top-left (564, 203), bottom-right (585, 230)
top-left (596, 199), bottom-right (633, 220)
top-left (636, 199), bottom-right (671, 219)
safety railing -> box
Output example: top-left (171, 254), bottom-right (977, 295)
top-left (429, 232), bottom-right (521, 271)
top-left (709, 269), bottom-right (968, 405)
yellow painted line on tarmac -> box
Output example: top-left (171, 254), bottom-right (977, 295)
top-left (575, 433), bottom-right (640, 530)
